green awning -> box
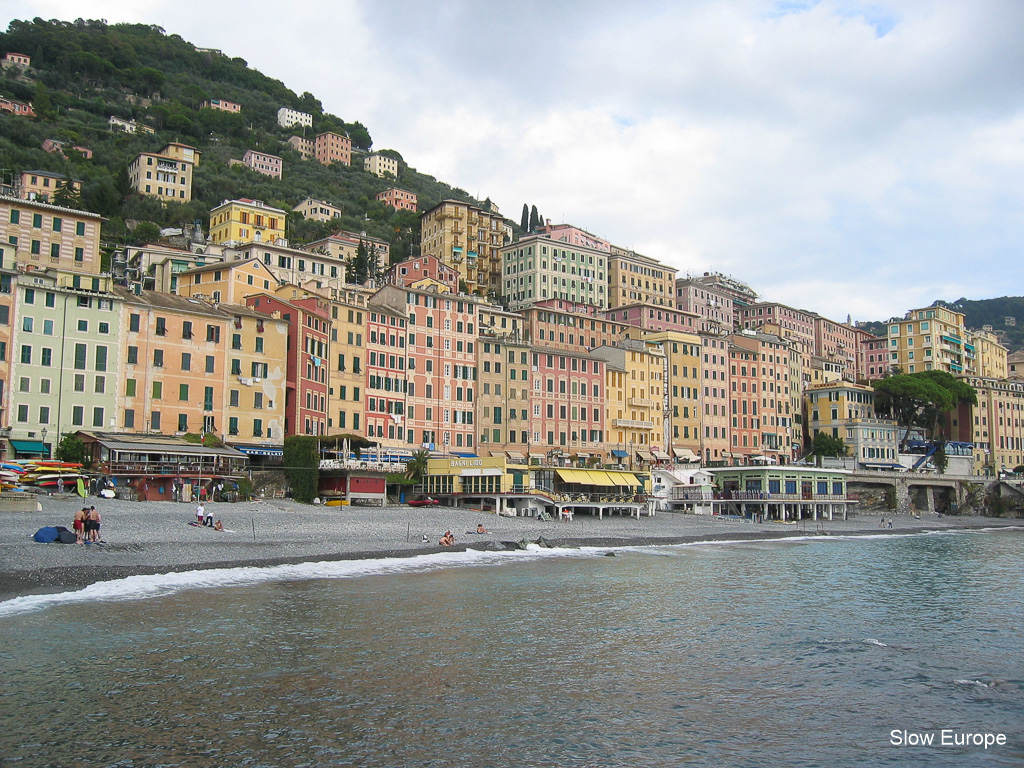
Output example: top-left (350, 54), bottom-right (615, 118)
top-left (10, 440), bottom-right (49, 456)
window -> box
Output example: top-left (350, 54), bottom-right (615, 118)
top-left (181, 353), bottom-right (191, 371)
top-left (178, 414), bottom-right (189, 432)
top-left (206, 325), bottom-right (220, 343)
top-left (153, 381), bottom-right (163, 399)
top-left (151, 411), bottom-right (161, 430)
top-left (179, 384), bottom-right (189, 401)
top-left (93, 407), bottom-right (104, 428)
top-left (153, 349), bottom-right (164, 367)
top-left (155, 317), bottom-right (166, 335)
top-left (126, 379), bottom-right (137, 397)
top-left (95, 346), bottom-right (107, 372)
top-left (127, 346), bottom-right (138, 365)
top-left (129, 314), bottom-right (140, 332)
top-left (206, 355), bottom-right (215, 374)
top-left (182, 321), bottom-right (194, 339)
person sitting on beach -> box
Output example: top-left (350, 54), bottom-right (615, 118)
top-left (214, 520), bottom-right (224, 532)
top-left (476, 523), bottom-right (487, 534)
top-left (439, 531), bottom-right (455, 546)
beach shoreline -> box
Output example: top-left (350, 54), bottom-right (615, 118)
top-left (2, 495), bottom-right (1021, 602)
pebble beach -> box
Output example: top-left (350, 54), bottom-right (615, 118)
top-left (1, 494), bottom-right (1021, 602)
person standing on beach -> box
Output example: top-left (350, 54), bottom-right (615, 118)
top-left (196, 502), bottom-right (205, 525)
top-left (87, 506), bottom-right (101, 543)
top-left (73, 507), bottom-right (87, 544)
top-left (204, 505), bottom-right (215, 527)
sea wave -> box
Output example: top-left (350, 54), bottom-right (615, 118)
top-left (0, 545), bottom-right (598, 619)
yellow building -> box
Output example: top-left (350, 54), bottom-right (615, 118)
top-left (128, 143), bottom-right (200, 203)
top-left (209, 199), bottom-right (286, 245)
top-left (949, 376), bottom-right (1024, 476)
top-left (607, 245), bottom-right (676, 309)
top-left (0, 195), bottom-right (104, 275)
top-left (887, 305), bottom-right (968, 375)
top-left (176, 259), bottom-right (282, 303)
top-left (969, 329), bottom-right (1008, 380)
top-left (326, 287), bottom-right (368, 437)
top-left (642, 329), bottom-right (702, 458)
top-left (804, 381), bottom-right (898, 466)
top-left (592, 339), bottom-right (665, 466)
top-left (419, 199), bottom-right (511, 295)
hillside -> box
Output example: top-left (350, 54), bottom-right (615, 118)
top-left (858, 297), bottom-right (1024, 352)
top-left (0, 18), bottom-right (487, 263)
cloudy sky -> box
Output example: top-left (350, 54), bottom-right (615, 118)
top-left (6, 0), bottom-right (1024, 322)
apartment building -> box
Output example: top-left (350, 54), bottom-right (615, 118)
top-left (246, 291), bottom-right (330, 437)
top-left (535, 223), bottom-right (611, 252)
top-left (201, 98), bottom-right (241, 113)
top-left (947, 376), bottom-right (1024, 475)
top-left (18, 171), bottom-right (82, 203)
top-left (611, 302), bottom-right (700, 336)
top-left (1, 195), bottom-right (104, 275)
top-left (327, 289), bottom-right (367, 437)
top-left (500, 233), bottom-right (607, 311)
top-left (242, 149), bottom-right (282, 179)
top-left (128, 143), bottom-right (200, 203)
top-left (805, 381), bottom-right (899, 468)
top-left (476, 332), bottom-right (532, 459)
top-left (528, 346), bottom-right (607, 463)
top-left (287, 136), bottom-right (313, 159)
top-left (277, 107), bottom-right (312, 128)
top-left (700, 334), bottom-right (731, 464)
top-left (6, 271), bottom-right (120, 453)
top-left (362, 286), bottom-right (410, 449)
top-left (209, 199), bottom-right (286, 245)
top-left (593, 339), bottom-right (664, 465)
top-left (176, 259), bottom-right (281, 304)
top-left (886, 305), bottom-right (968, 375)
top-left (364, 153), bottom-right (398, 178)
top-left (294, 197), bottom-right (341, 222)
top-left (315, 132), bottom-right (351, 166)
top-left (675, 277), bottom-right (735, 334)
top-left (607, 246), bottom-right (676, 309)
top-left (420, 200), bottom-right (511, 295)
top-left (302, 232), bottom-right (390, 276)
top-left (517, 299), bottom-right (624, 353)
top-left (388, 254), bottom-right (459, 291)
top-left (644, 330), bottom-right (702, 458)
top-left (972, 330), bottom-right (1008, 380)
top-left (376, 188), bottom-right (417, 212)
top-left (730, 330), bottom-right (792, 462)
top-left (813, 315), bottom-right (859, 379)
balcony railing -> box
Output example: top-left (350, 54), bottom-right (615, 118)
top-left (612, 418), bottom-right (655, 428)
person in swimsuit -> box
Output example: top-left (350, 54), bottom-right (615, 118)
top-left (73, 507), bottom-right (87, 544)
top-left (87, 506), bottom-right (101, 542)
top-left (439, 531), bottom-right (455, 546)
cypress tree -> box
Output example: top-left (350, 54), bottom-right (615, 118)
top-left (529, 205), bottom-right (539, 232)
top-left (521, 204), bottom-right (529, 231)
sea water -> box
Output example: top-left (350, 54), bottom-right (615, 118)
top-left (1, 529), bottom-right (1022, 767)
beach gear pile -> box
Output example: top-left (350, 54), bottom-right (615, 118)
top-left (1, 460), bottom-right (87, 493)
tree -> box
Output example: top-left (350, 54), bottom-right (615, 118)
top-left (349, 239), bottom-right (370, 284)
top-left (55, 433), bottom-right (89, 467)
top-left (32, 82), bottom-right (55, 120)
top-left (810, 431), bottom-right (848, 458)
top-left (52, 181), bottom-right (83, 209)
top-left (529, 205), bottom-right (540, 232)
top-left (873, 370), bottom-right (977, 449)
top-left (404, 449), bottom-right (430, 483)
top-left (520, 203), bottom-right (529, 231)
top-left (283, 435), bottom-right (319, 503)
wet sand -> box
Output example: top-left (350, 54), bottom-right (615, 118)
top-left (1, 494), bottom-right (1020, 601)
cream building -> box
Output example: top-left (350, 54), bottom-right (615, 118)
top-left (364, 153), bottom-right (399, 178)
top-left (500, 234), bottom-right (607, 311)
top-left (294, 198), bottom-right (342, 222)
top-left (592, 339), bottom-right (665, 466)
top-left (420, 200), bottom-right (511, 295)
top-left (886, 305), bottom-right (969, 375)
top-left (607, 246), bottom-right (676, 309)
top-left (128, 143), bottom-right (200, 203)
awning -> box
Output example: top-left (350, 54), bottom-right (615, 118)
top-left (585, 471), bottom-right (616, 486)
top-left (528, 452), bottom-right (545, 459)
top-left (505, 450), bottom-right (525, 459)
top-left (673, 447), bottom-right (699, 460)
top-left (611, 449), bottom-right (628, 458)
top-left (460, 468), bottom-right (505, 477)
top-left (574, 452), bottom-right (590, 458)
top-left (556, 468), bottom-right (591, 484)
top-left (10, 440), bottom-right (49, 456)
top-left (636, 450), bottom-right (655, 462)
top-left (450, 452), bottom-right (478, 458)
top-left (607, 472), bottom-right (640, 487)
top-left (860, 462), bottom-right (903, 469)
top-left (489, 450), bottom-right (506, 458)
top-left (235, 445), bottom-right (284, 457)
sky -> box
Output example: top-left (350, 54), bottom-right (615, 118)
top-left (5, 0), bottom-right (1024, 322)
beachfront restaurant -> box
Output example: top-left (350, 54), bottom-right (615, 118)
top-left (76, 431), bottom-right (248, 501)
top-left (707, 466), bottom-right (852, 521)
top-left (420, 456), bottom-right (651, 519)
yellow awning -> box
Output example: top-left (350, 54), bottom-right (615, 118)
top-left (585, 470), bottom-right (616, 486)
top-left (624, 473), bottom-right (643, 486)
top-left (605, 472), bottom-right (630, 486)
top-left (556, 468), bottom-right (589, 483)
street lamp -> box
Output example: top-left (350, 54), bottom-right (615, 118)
top-left (41, 427), bottom-right (48, 457)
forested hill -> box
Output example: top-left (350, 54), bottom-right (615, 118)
top-left (859, 296), bottom-right (1024, 352)
top-left (0, 18), bottom-right (485, 260)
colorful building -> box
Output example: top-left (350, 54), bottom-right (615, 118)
top-left (805, 381), bottom-right (899, 468)
top-left (294, 197), bottom-right (341, 222)
top-left (0, 195), bottom-right (104, 275)
top-left (607, 245), bottom-right (676, 309)
top-left (209, 199), bottom-right (286, 245)
top-left (242, 149), bottom-right (282, 179)
top-left (315, 132), bottom-right (351, 166)
top-left (376, 188), bottom-right (417, 212)
top-left (500, 233), bottom-right (608, 311)
top-left (420, 199), bottom-right (511, 296)
top-left (364, 153), bottom-right (398, 178)
top-left (128, 142), bottom-right (200, 203)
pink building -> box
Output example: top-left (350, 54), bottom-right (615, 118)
top-left (202, 98), bottom-right (241, 113)
top-left (2, 52), bottom-right (30, 67)
top-left (532, 347), bottom-right (607, 460)
top-left (814, 316), bottom-right (859, 380)
top-left (388, 254), bottom-right (459, 291)
top-left (602, 302), bottom-right (699, 334)
top-left (0, 96), bottom-right (34, 117)
top-left (536, 222), bottom-right (611, 252)
top-left (376, 187), bottom-right (417, 212)
top-left (675, 278), bottom-right (735, 333)
top-left (700, 334), bottom-right (731, 464)
top-left (363, 288), bottom-right (411, 449)
top-left (242, 149), bottom-right (282, 179)
top-left (314, 132), bottom-right (351, 166)
top-left (860, 334), bottom-right (889, 380)
top-left (42, 139), bottom-right (93, 159)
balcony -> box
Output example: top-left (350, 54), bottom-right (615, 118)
top-left (612, 418), bottom-right (655, 428)
top-left (628, 397), bottom-right (657, 408)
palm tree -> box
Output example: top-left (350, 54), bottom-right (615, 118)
top-left (404, 449), bottom-right (430, 484)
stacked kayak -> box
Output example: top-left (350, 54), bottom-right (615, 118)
top-left (2, 460), bottom-right (87, 491)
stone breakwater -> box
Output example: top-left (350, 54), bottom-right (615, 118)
top-left (1, 495), bottom-right (1020, 601)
